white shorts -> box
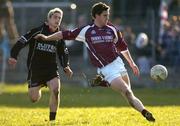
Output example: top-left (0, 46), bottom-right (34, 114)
top-left (97, 57), bottom-right (127, 83)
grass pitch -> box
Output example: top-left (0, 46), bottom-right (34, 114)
top-left (0, 84), bottom-right (180, 126)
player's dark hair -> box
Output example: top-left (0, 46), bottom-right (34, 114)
top-left (91, 2), bottom-right (110, 19)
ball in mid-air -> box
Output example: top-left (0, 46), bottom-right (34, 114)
top-left (150, 65), bottom-right (168, 82)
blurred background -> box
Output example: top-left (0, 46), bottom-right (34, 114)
top-left (0, 0), bottom-right (180, 88)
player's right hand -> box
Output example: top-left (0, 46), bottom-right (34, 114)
top-left (64, 66), bottom-right (73, 78)
top-left (129, 63), bottom-right (140, 77)
top-left (8, 58), bottom-right (17, 69)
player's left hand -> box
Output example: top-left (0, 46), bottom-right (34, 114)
top-left (8, 57), bottom-right (17, 69)
top-left (129, 63), bottom-right (140, 77)
top-left (64, 66), bottom-right (73, 78)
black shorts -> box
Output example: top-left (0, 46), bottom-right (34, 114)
top-left (27, 70), bottom-right (59, 88)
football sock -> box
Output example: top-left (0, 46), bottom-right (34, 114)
top-left (141, 109), bottom-right (155, 122)
top-left (49, 112), bottom-right (56, 121)
top-left (141, 109), bottom-right (149, 116)
top-left (141, 109), bottom-right (154, 117)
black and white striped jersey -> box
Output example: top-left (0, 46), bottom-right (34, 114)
top-left (10, 23), bottom-right (69, 72)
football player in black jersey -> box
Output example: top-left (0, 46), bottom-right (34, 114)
top-left (8, 8), bottom-right (73, 124)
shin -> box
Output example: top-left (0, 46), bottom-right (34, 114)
top-left (111, 76), bottom-right (145, 112)
top-left (47, 77), bottom-right (60, 120)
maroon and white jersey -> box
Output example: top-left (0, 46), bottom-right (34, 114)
top-left (62, 23), bottom-right (128, 68)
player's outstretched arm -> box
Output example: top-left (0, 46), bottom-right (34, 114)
top-left (121, 50), bottom-right (140, 76)
top-left (35, 31), bottom-right (63, 41)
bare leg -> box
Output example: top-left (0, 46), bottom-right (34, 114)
top-left (110, 74), bottom-right (145, 112)
top-left (28, 86), bottom-right (42, 103)
top-left (110, 74), bottom-right (155, 121)
top-left (47, 77), bottom-right (60, 121)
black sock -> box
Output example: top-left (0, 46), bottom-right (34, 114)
top-left (141, 109), bottom-right (149, 117)
top-left (49, 112), bottom-right (56, 121)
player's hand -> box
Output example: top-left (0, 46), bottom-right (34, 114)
top-left (129, 63), bottom-right (140, 77)
top-left (8, 58), bottom-right (17, 69)
top-left (34, 34), bottom-right (47, 41)
top-left (64, 66), bottom-right (73, 78)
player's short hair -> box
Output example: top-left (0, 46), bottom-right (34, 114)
top-left (91, 2), bottom-right (110, 18)
top-left (47, 8), bottom-right (63, 19)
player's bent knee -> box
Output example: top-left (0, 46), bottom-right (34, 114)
top-left (29, 94), bottom-right (40, 103)
top-left (30, 97), bottom-right (39, 103)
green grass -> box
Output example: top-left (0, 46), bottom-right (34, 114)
top-left (0, 84), bottom-right (180, 126)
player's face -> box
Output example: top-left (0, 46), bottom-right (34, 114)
top-left (95, 10), bottom-right (109, 26)
top-left (48, 12), bottom-right (62, 28)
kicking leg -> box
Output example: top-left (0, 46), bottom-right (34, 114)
top-left (110, 75), bottom-right (155, 122)
top-left (121, 74), bottom-right (155, 122)
top-left (47, 77), bottom-right (60, 121)
top-left (110, 76), bottom-right (145, 112)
